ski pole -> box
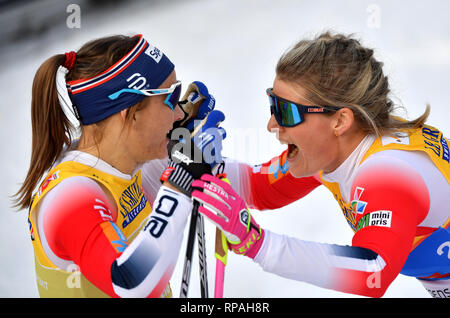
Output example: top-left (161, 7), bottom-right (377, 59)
top-left (197, 212), bottom-right (209, 297)
top-left (179, 201), bottom-right (199, 298)
top-left (180, 201), bottom-right (209, 298)
top-left (214, 174), bottom-right (229, 298)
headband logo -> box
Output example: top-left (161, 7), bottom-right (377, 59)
top-left (145, 44), bottom-right (163, 63)
top-left (127, 73), bottom-right (147, 90)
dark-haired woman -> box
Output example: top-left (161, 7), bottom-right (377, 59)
top-left (13, 34), bottom-right (223, 298)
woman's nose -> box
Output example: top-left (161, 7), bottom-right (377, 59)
top-left (173, 104), bottom-right (185, 122)
top-left (267, 114), bottom-right (282, 133)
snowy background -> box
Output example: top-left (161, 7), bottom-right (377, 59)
top-left (1, 0), bottom-right (449, 298)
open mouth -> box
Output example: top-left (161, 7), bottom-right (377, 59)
top-left (167, 126), bottom-right (176, 140)
top-left (287, 143), bottom-right (299, 160)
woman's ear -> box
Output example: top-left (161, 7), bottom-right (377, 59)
top-left (119, 109), bottom-right (129, 122)
top-left (120, 108), bottom-right (128, 121)
top-left (332, 108), bottom-right (355, 137)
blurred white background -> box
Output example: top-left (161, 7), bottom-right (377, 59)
top-left (1, 0), bottom-right (449, 298)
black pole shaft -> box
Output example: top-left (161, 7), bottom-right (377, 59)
top-left (179, 201), bottom-right (199, 298)
top-left (197, 213), bottom-right (209, 298)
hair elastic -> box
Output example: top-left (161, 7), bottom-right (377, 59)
top-left (63, 51), bottom-right (77, 71)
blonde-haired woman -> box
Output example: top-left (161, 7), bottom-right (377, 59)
top-left (192, 32), bottom-right (450, 298)
top-left (13, 34), bottom-right (224, 298)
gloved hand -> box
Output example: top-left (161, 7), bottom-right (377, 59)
top-left (173, 81), bottom-right (216, 131)
top-left (168, 80), bottom-right (224, 168)
top-left (162, 111), bottom-right (226, 196)
top-left (191, 174), bottom-right (265, 259)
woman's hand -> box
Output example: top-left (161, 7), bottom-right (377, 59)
top-left (192, 174), bottom-right (265, 259)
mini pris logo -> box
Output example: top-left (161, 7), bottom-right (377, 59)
top-left (356, 210), bottom-right (392, 231)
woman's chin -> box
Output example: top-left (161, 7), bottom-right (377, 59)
top-left (156, 149), bottom-right (169, 160)
top-left (155, 139), bottom-right (170, 160)
top-left (143, 147), bottom-right (168, 162)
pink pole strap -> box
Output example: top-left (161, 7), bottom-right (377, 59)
top-left (214, 228), bottom-right (228, 298)
top-left (214, 260), bottom-right (225, 298)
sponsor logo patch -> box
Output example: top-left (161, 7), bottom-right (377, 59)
top-left (239, 209), bottom-right (250, 227)
top-left (38, 171), bottom-right (60, 197)
top-left (267, 155), bottom-right (289, 183)
top-left (172, 150), bottom-right (194, 165)
top-left (351, 186), bottom-right (368, 216)
top-left (422, 127), bottom-right (449, 163)
top-left (119, 174), bottom-right (146, 228)
top-left (356, 210), bottom-right (392, 231)
top-left (101, 222), bottom-right (128, 253)
top-left (145, 43), bottom-right (163, 63)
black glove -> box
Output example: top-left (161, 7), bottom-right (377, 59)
top-left (162, 110), bottom-right (226, 196)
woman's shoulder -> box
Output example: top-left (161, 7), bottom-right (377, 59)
top-left (360, 148), bottom-right (439, 179)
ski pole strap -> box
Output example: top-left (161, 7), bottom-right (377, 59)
top-left (214, 228), bottom-right (227, 298)
top-left (160, 161), bottom-right (195, 196)
top-left (214, 175), bottom-right (230, 265)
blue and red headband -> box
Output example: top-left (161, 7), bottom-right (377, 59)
top-left (66, 34), bottom-right (174, 125)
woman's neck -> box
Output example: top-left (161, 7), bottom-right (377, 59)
top-left (323, 129), bottom-right (368, 174)
top-left (77, 135), bottom-right (137, 176)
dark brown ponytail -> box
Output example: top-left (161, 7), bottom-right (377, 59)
top-left (13, 54), bottom-right (75, 210)
top-left (12, 35), bottom-right (140, 210)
